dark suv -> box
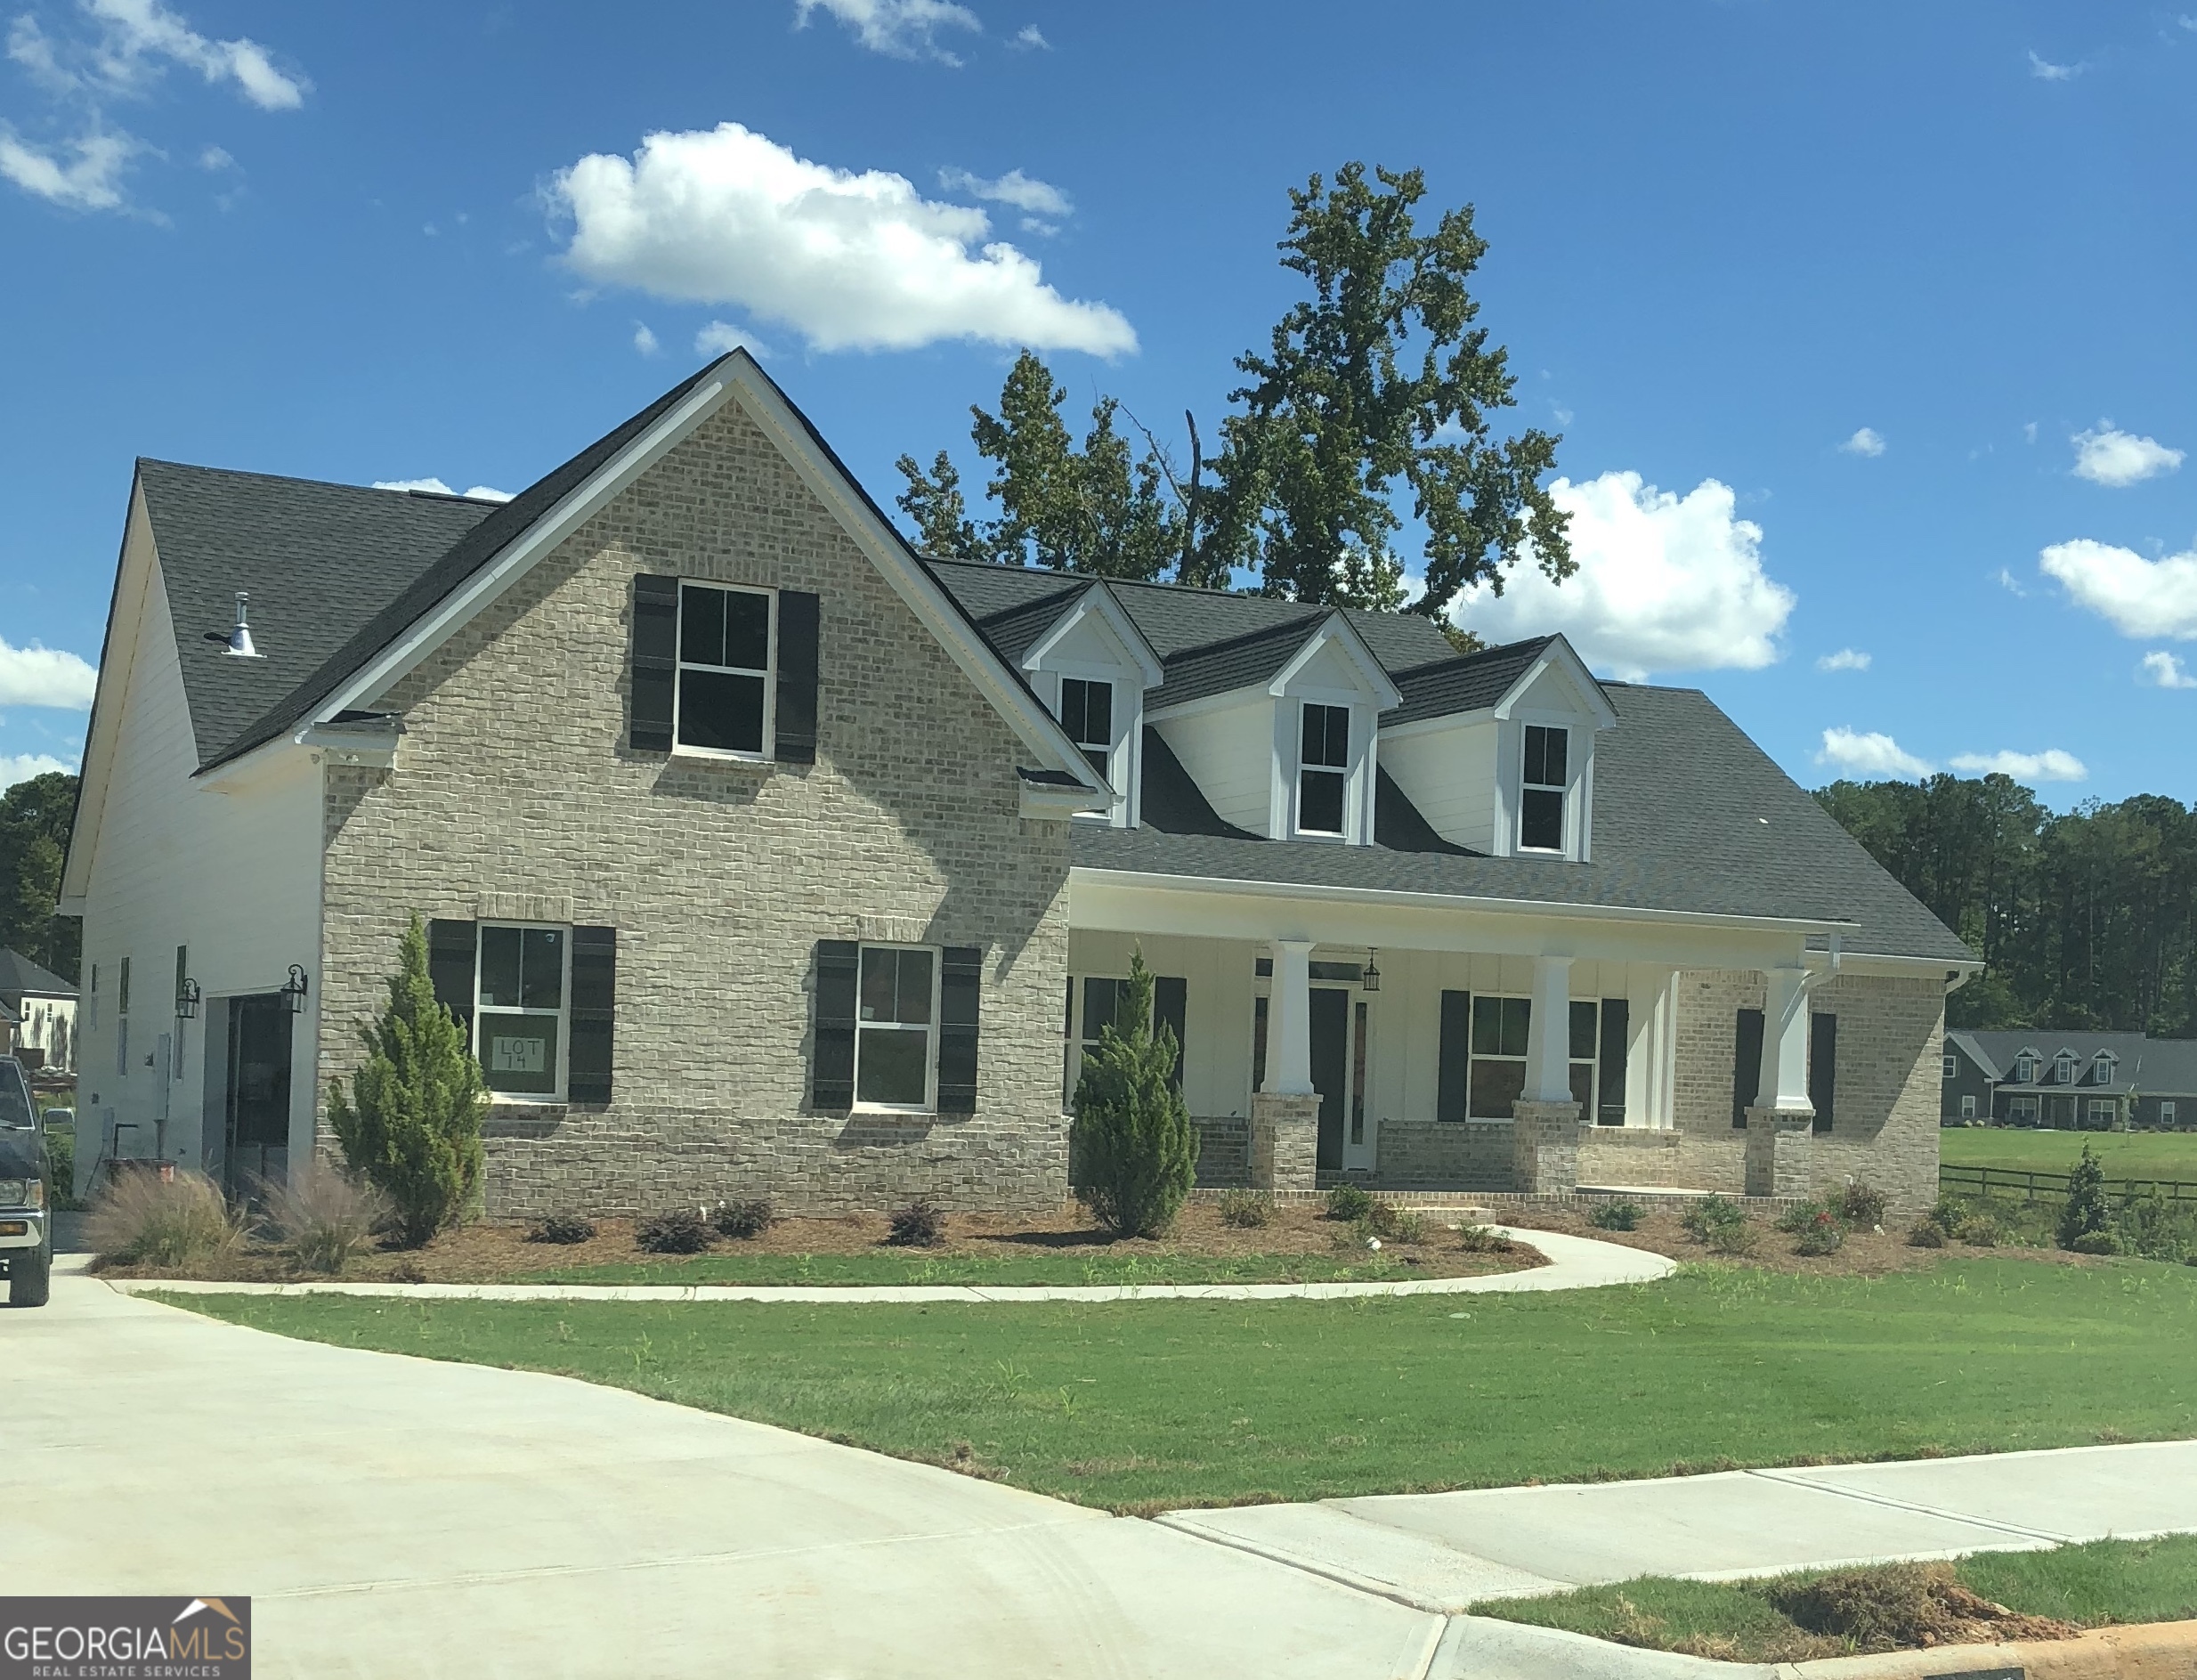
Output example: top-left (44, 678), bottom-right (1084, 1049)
top-left (0, 1056), bottom-right (52, 1307)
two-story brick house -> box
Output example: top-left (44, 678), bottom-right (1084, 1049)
top-left (60, 353), bottom-right (1975, 1213)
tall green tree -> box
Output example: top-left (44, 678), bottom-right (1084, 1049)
top-left (326, 915), bottom-right (486, 1246)
top-left (1204, 163), bottom-right (1570, 616)
top-left (0, 772), bottom-right (80, 981)
top-left (1070, 951), bottom-right (1197, 1238)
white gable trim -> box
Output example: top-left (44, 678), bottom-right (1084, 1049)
top-left (1490, 636), bottom-right (1618, 729)
top-left (1021, 582), bottom-right (1164, 686)
top-left (1267, 613), bottom-right (1403, 710)
top-left (60, 480), bottom-right (159, 907)
top-left (304, 352), bottom-right (1104, 793)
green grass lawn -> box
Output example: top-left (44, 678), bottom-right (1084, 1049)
top-left (1477, 1536), bottom-right (2197, 1661)
top-left (166, 1257), bottom-right (2197, 1513)
top-left (1942, 1128), bottom-right (2197, 1180)
top-left (531, 1249), bottom-right (1458, 1286)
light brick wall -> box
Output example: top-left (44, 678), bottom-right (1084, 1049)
top-left (317, 400), bottom-right (1073, 1217)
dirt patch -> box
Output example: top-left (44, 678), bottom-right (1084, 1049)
top-left (1772, 1562), bottom-right (2079, 1652)
top-left (1489, 1204), bottom-right (2104, 1278)
top-left (93, 1199), bottom-right (1546, 1285)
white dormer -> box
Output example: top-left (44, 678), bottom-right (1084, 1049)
top-left (1379, 636), bottom-right (1616, 860)
top-left (1020, 583), bottom-right (1163, 828)
top-left (1147, 612), bottom-right (1400, 844)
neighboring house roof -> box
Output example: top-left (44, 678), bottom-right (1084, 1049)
top-left (1955, 1029), bottom-right (2197, 1094)
top-left (0, 948), bottom-right (77, 1000)
top-left (1079, 682), bottom-right (1973, 960)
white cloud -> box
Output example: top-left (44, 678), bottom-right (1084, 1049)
top-left (550, 122), bottom-right (1136, 356)
top-left (1949, 748), bottom-right (2088, 783)
top-left (2071, 423), bottom-right (2184, 487)
top-left (1838, 426), bottom-right (1885, 458)
top-left (2039, 538), bottom-right (2197, 638)
top-left (937, 165), bottom-right (1070, 216)
top-left (1453, 472), bottom-right (1795, 679)
top-left (793, 0), bottom-right (980, 64)
top-left (632, 321), bottom-right (659, 356)
top-left (694, 321), bottom-right (768, 358)
top-left (2139, 650), bottom-right (2197, 689)
top-left (2029, 49), bottom-right (2081, 79)
top-left (196, 142), bottom-right (231, 170)
top-left (81, 0), bottom-right (308, 109)
top-left (2023, 421), bottom-right (2039, 443)
top-left (0, 126), bottom-right (132, 208)
top-left (0, 637), bottom-right (98, 708)
top-left (371, 477), bottom-right (512, 502)
top-left (1818, 727), bottom-right (1933, 780)
top-left (0, 752), bottom-right (73, 790)
top-left (1996, 565), bottom-right (2028, 597)
top-left (1011, 23), bottom-right (1048, 48)
top-left (1817, 647), bottom-right (1871, 672)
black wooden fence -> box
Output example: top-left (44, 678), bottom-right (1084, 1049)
top-left (1940, 1164), bottom-right (2197, 1205)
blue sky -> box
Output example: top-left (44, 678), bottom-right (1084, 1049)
top-left (3, 1), bottom-right (2194, 808)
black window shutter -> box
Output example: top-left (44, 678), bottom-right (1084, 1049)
top-left (1154, 975), bottom-right (1188, 1091)
top-left (775, 590), bottom-right (820, 765)
top-left (1597, 998), bottom-right (1630, 1125)
top-left (937, 945), bottom-right (982, 1114)
top-left (1438, 990), bottom-right (1471, 1123)
top-left (1809, 1012), bottom-right (1837, 1134)
top-left (1732, 1008), bottom-right (1764, 1129)
top-left (630, 574), bottom-right (680, 753)
top-left (568, 927), bottom-right (617, 1106)
top-left (426, 920), bottom-right (477, 1043)
top-left (812, 940), bottom-right (859, 1110)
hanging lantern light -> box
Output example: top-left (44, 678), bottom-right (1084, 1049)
top-left (281, 964), bottom-right (310, 1015)
top-left (1361, 950), bottom-right (1382, 992)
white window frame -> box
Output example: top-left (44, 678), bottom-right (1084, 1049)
top-left (1058, 675), bottom-right (1117, 808)
top-left (2008, 1094), bottom-right (2039, 1124)
top-left (1294, 700), bottom-right (1353, 840)
top-left (474, 921), bottom-right (572, 1105)
top-left (673, 580), bottom-right (777, 762)
top-left (1942, 1054), bottom-right (1958, 1079)
top-left (2055, 1051), bottom-right (2077, 1084)
top-left (1463, 993), bottom-right (1599, 1121)
top-left (2014, 1054), bottom-right (2037, 1083)
top-left (2086, 1099), bottom-right (2118, 1127)
top-left (1959, 1094), bottom-right (1977, 1118)
top-left (854, 942), bottom-right (941, 1116)
top-left (2161, 1100), bottom-right (2179, 1126)
top-left (1518, 723), bottom-right (1570, 855)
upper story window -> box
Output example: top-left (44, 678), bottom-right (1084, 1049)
top-left (1059, 678), bottom-right (1114, 783)
top-left (857, 945), bottom-right (937, 1111)
top-left (2054, 1050), bottom-right (2077, 1085)
top-left (677, 582), bottom-right (774, 757)
top-left (1298, 702), bottom-right (1350, 835)
top-left (1942, 1053), bottom-right (1958, 1079)
top-left (475, 923), bottom-right (568, 1100)
top-left (2014, 1052), bottom-right (2038, 1083)
top-left (2093, 1051), bottom-right (2117, 1083)
top-left (1520, 725), bottom-right (1569, 852)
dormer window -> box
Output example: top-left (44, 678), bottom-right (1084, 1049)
top-left (2014, 1053), bottom-right (2038, 1083)
top-left (2093, 1051), bottom-right (2116, 1083)
top-left (1059, 678), bottom-right (1114, 783)
top-left (1520, 725), bottom-right (1569, 852)
top-left (2054, 1051), bottom-right (2076, 1085)
top-left (1298, 703), bottom-right (1350, 835)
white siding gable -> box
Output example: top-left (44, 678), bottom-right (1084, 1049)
top-left (1022, 591), bottom-right (1158, 828)
top-left (1156, 695), bottom-right (1276, 835)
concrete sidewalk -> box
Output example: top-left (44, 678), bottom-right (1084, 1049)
top-left (92, 1221), bottom-right (1673, 1303)
top-left (1161, 1441), bottom-right (2197, 1613)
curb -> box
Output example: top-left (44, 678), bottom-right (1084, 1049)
top-left (101, 1224), bottom-right (1674, 1303)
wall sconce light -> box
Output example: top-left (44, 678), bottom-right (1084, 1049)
top-left (1361, 951), bottom-right (1382, 992)
top-left (175, 978), bottom-right (201, 1019)
top-left (281, 965), bottom-right (310, 1015)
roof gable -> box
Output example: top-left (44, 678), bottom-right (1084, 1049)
top-left (0, 948), bottom-right (74, 998)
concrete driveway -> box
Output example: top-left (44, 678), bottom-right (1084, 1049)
top-left (4, 1271), bottom-right (1442, 1679)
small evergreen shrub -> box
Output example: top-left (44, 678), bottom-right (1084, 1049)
top-left (712, 1197), bottom-right (775, 1240)
top-left (1682, 1195), bottom-right (1748, 1244)
top-left (1588, 1198), bottom-right (1641, 1231)
top-left (1775, 1198), bottom-right (1831, 1235)
top-left (2067, 1228), bottom-right (2122, 1256)
top-left (2057, 1143), bottom-right (2112, 1252)
top-left (1456, 1222), bottom-right (1513, 1254)
top-left (1792, 1207), bottom-right (1845, 1256)
top-left (1069, 954), bottom-right (1197, 1238)
top-left (1708, 1216), bottom-right (1762, 1257)
top-left (85, 1169), bottom-right (244, 1270)
top-left (1908, 1221), bottom-right (1948, 1248)
top-left (1216, 1190), bottom-right (1269, 1229)
top-left (263, 1165), bottom-right (390, 1275)
top-left (1923, 1195), bottom-right (1969, 1236)
top-left (636, 1207), bottom-right (716, 1254)
top-left (2112, 1195), bottom-right (2197, 1263)
top-left (1958, 1213), bottom-right (2003, 1247)
top-left (1387, 1208), bottom-right (1429, 1244)
top-left (326, 915), bottom-right (487, 1247)
top-left (1835, 1181), bottom-right (1888, 1228)
top-left (528, 1213), bottom-right (596, 1245)
top-left (888, 1200), bottom-right (945, 1247)
top-left (1325, 1182), bottom-right (1375, 1223)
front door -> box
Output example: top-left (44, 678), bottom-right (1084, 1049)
top-left (223, 994), bottom-right (292, 1198)
top-left (1309, 987), bottom-right (1350, 1171)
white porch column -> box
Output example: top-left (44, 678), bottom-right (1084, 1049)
top-left (1522, 954), bottom-right (1575, 1102)
top-left (1757, 966), bottom-right (1814, 1115)
top-left (1264, 939), bottom-right (1316, 1097)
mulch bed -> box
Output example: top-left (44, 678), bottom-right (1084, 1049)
top-left (94, 1198), bottom-right (1547, 1285)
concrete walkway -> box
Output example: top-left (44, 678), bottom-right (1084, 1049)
top-left (93, 1222), bottom-right (1672, 1303)
top-left (1162, 1441), bottom-right (2197, 1612)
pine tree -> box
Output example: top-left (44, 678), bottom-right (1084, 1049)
top-left (327, 916), bottom-right (486, 1246)
top-left (1070, 951), bottom-right (1197, 1238)
top-left (2057, 1142), bottom-right (2112, 1251)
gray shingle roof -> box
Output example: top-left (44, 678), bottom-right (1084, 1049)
top-left (1147, 618), bottom-right (1324, 711)
top-left (1389, 637), bottom-right (1558, 726)
top-left (1075, 683), bottom-right (1973, 961)
top-left (0, 947), bottom-right (76, 999)
top-left (1954, 1029), bottom-right (2197, 1094)
top-left (138, 463), bottom-right (495, 770)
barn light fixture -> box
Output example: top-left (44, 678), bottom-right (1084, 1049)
top-left (1361, 951), bottom-right (1381, 992)
top-left (281, 965), bottom-right (310, 1015)
top-left (174, 978), bottom-right (200, 1019)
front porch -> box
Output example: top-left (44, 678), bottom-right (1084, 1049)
top-left (1065, 877), bottom-right (1946, 1213)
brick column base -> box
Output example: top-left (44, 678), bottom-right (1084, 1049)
top-left (1745, 1107), bottom-right (1817, 1198)
top-left (1250, 1092), bottom-right (1320, 1192)
top-left (1511, 1100), bottom-right (1585, 1194)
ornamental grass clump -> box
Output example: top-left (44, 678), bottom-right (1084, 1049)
top-left (262, 1165), bottom-right (391, 1276)
top-left (326, 915), bottom-right (486, 1248)
top-left (1070, 953), bottom-right (1196, 1238)
top-left (86, 1169), bottom-right (245, 1270)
